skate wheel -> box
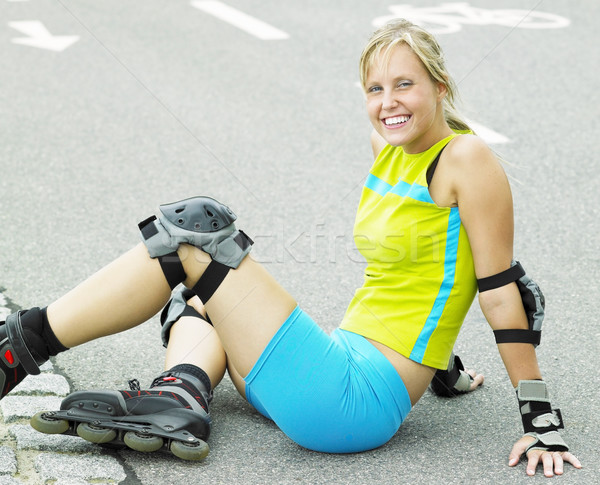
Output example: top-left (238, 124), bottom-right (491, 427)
top-left (30, 411), bottom-right (69, 434)
top-left (124, 431), bottom-right (163, 453)
top-left (76, 422), bottom-right (117, 444)
top-left (170, 439), bottom-right (210, 461)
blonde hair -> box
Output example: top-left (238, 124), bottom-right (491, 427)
top-left (359, 19), bottom-right (471, 133)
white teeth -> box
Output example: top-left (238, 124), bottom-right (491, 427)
top-left (384, 115), bottom-right (410, 125)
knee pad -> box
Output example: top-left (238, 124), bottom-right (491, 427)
top-left (159, 288), bottom-right (211, 347)
top-left (139, 197), bottom-right (253, 290)
top-left (140, 196), bottom-right (253, 267)
top-left (477, 260), bottom-right (545, 346)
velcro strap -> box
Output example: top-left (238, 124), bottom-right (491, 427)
top-left (525, 431), bottom-right (569, 453)
top-left (446, 355), bottom-right (462, 388)
top-left (158, 252), bottom-right (187, 290)
top-left (516, 380), bottom-right (565, 435)
top-left (429, 354), bottom-right (473, 397)
top-left (448, 354), bottom-right (473, 392)
top-left (5, 312), bottom-right (41, 375)
top-left (191, 260), bottom-right (230, 303)
top-left (522, 408), bottom-right (564, 434)
top-left (175, 302), bottom-right (213, 326)
top-left (477, 262), bottom-right (525, 292)
top-left (453, 369), bottom-right (473, 392)
top-left (139, 217), bottom-right (186, 289)
top-left (138, 215), bottom-right (159, 240)
top-left (180, 305), bottom-right (209, 322)
top-left (234, 230), bottom-right (253, 251)
top-left (517, 380), bottom-right (549, 401)
top-left (494, 329), bottom-right (540, 345)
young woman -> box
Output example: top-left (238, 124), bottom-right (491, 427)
top-left (0, 19), bottom-right (580, 476)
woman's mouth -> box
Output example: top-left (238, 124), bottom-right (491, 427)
top-left (383, 115), bottom-right (411, 128)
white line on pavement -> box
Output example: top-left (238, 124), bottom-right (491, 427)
top-left (191, 0), bottom-right (289, 40)
top-left (466, 119), bottom-right (510, 144)
top-left (9, 20), bottom-right (79, 52)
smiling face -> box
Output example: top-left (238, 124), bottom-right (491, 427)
top-left (365, 43), bottom-right (450, 153)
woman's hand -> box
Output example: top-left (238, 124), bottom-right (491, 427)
top-left (508, 435), bottom-right (582, 477)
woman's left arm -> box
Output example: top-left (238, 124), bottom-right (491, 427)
top-left (448, 135), bottom-right (582, 477)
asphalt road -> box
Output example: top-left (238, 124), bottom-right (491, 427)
top-left (1, 0), bottom-right (598, 483)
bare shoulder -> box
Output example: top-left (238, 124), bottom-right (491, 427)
top-left (444, 134), bottom-right (508, 193)
top-left (443, 135), bottom-right (515, 279)
top-left (445, 134), bottom-right (499, 168)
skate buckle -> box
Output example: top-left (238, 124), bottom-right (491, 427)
top-left (4, 349), bottom-right (15, 365)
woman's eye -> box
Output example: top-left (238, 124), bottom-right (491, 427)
top-left (367, 85), bottom-right (382, 93)
top-left (397, 81), bottom-right (412, 88)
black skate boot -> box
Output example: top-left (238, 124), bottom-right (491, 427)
top-left (31, 364), bottom-right (212, 461)
top-left (1, 308), bottom-right (66, 399)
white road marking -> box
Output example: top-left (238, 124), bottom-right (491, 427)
top-left (466, 119), bottom-right (510, 144)
top-left (191, 1), bottom-right (289, 40)
top-left (9, 20), bottom-right (79, 51)
top-left (372, 4), bottom-right (571, 35)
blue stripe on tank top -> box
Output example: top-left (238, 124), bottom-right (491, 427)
top-left (365, 173), bottom-right (435, 204)
top-left (365, 173), bottom-right (392, 196)
top-left (390, 180), bottom-right (435, 204)
top-left (409, 207), bottom-right (461, 363)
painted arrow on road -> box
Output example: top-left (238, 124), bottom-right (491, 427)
top-left (9, 21), bottom-right (79, 52)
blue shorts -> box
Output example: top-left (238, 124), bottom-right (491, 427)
top-left (244, 306), bottom-right (412, 453)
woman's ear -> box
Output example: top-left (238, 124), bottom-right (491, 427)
top-left (435, 72), bottom-right (449, 102)
top-left (436, 81), bottom-right (448, 102)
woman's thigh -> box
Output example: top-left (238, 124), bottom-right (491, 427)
top-left (243, 307), bottom-right (412, 453)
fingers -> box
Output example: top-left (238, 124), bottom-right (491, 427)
top-left (562, 452), bottom-right (583, 469)
top-left (508, 437), bottom-right (531, 467)
top-left (525, 450), bottom-right (542, 476)
top-left (466, 369), bottom-right (484, 391)
top-left (541, 452), bottom-right (555, 477)
top-left (553, 452), bottom-right (564, 475)
top-left (524, 450), bottom-right (582, 476)
top-left (508, 448), bottom-right (523, 467)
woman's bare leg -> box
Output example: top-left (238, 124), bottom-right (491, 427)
top-left (47, 244), bottom-right (173, 347)
top-left (45, 241), bottom-right (296, 378)
top-left (227, 362), bottom-right (247, 399)
top-left (164, 297), bottom-right (227, 388)
top-left (179, 246), bottom-right (296, 377)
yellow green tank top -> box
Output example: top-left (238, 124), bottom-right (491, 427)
top-left (340, 134), bottom-right (477, 369)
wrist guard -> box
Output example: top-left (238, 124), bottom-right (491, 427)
top-left (516, 380), bottom-right (569, 454)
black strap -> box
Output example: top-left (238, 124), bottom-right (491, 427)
top-left (177, 302), bottom-right (213, 326)
top-left (494, 328), bottom-right (541, 346)
top-left (158, 252), bottom-right (187, 290)
top-left (191, 260), bottom-right (230, 303)
top-left (5, 312), bottom-right (41, 375)
top-left (426, 147), bottom-right (446, 186)
top-left (521, 407), bottom-right (564, 434)
top-left (477, 262), bottom-right (525, 292)
top-left (138, 215), bottom-right (159, 240)
top-left (138, 216), bottom-right (186, 290)
top-left (445, 354), bottom-right (463, 388)
top-left (234, 230), bottom-right (253, 251)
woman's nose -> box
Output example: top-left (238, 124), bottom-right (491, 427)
top-left (382, 90), bottom-right (398, 110)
